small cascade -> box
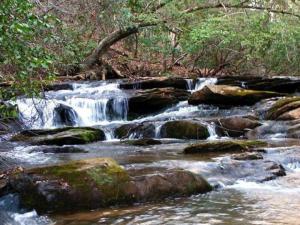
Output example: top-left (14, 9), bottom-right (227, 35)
top-left (155, 123), bottom-right (163, 138)
top-left (205, 122), bottom-right (218, 140)
top-left (194, 78), bottom-right (217, 92)
top-left (185, 79), bottom-right (194, 91)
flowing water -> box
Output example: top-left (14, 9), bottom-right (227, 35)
top-left (1, 78), bottom-right (300, 225)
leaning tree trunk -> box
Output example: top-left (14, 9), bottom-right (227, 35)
top-left (61, 23), bottom-right (156, 76)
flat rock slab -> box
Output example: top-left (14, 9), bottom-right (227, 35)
top-left (188, 85), bottom-right (283, 107)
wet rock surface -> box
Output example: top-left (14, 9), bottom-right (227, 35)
top-left (115, 123), bottom-right (155, 139)
top-left (5, 158), bottom-right (212, 213)
top-left (160, 120), bottom-right (209, 139)
top-left (11, 127), bottom-right (105, 145)
top-left (231, 152), bottom-right (264, 161)
top-left (54, 104), bottom-right (78, 127)
top-left (215, 116), bottom-right (261, 137)
top-left (122, 138), bottom-right (162, 146)
top-left (29, 146), bottom-right (88, 153)
top-left (188, 85), bottom-right (283, 107)
top-left (128, 88), bottom-right (190, 118)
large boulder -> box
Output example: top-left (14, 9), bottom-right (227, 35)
top-left (184, 140), bottom-right (267, 154)
top-left (128, 88), bottom-right (190, 118)
top-left (115, 123), bottom-right (155, 139)
top-left (217, 76), bottom-right (300, 93)
top-left (160, 120), bottom-right (209, 139)
top-left (11, 127), bottom-right (105, 145)
top-left (6, 158), bottom-right (212, 213)
top-left (265, 97), bottom-right (300, 120)
top-left (188, 85), bottom-right (283, 107)
top-left (120, 78), bottom-right (188, 90)
top-left (215, 116), bottom-right (262, 137)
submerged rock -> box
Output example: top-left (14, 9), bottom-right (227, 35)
top-left (115, 123), bottom-right (155, 139)
top-left (122, 138), bottom-right (162, 146)
top-left (128, 88), bottom-right (190, 118)
top-left (232, 152), bottom-right (264, 161)
top-left (215, 116), bottom-right (262, 137)
top-left (188, 85), bottom-right (283, 107)
top-left (208, 158), bottom-right (286, 184)
top-left (120, 78), bottom-right (188, 90)
top-left (6, 158), bottom-right (212, 213)
top-left (11, 127), bottom-right (105, 145)
top-left (184, 140), bottom-right (267, 154)
top-left (265, 97), bottom-right (300, 120)
top-left (29, 146), bottom-right (88, 153)
top-left (160, 120), bottom-right (209, 139)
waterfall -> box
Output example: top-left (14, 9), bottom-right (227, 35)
top-left (15, 82), bottom-right (129, 129)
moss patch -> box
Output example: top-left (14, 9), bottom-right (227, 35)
top-left (184, 140), bottom-right (267, 154)
top-left (265, 97), bottom-right (300, 120)
top-left (12, 127), bottom-right (105, 145)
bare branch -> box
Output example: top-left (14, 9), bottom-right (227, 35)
top-left (183, 3), bottom-right (300, 18)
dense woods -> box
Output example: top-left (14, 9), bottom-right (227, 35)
top-left (1, 0), bottom-right (300, 99)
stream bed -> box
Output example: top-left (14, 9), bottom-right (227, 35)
top-left (1, 77), bottom-right (300, 225)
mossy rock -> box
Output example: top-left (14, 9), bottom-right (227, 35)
top-left (160, 120), bottom-right (209, 139)
top-left (122, 138), bottom-right (162, 146)
top-left (184, 140), bottom-right (267, 154)
top-left (12, 127), bottom-right (105, 145)
top-left (188, 85), bottom-right (283, 107)
top-left (265, 97), bottom-right (300, 120)
top-left (7, 158), bottom-right (212, 213)
top-left (231, 152), bottom-right (264, 161)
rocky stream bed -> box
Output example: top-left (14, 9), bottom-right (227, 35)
top-left (1, 76), bottom-right (300, 225)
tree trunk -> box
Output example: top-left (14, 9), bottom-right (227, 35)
top-left (81, 26), bottom-right (139, 69)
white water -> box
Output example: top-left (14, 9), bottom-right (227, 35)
top-left (15, 82), bottom-right (129, 129)
top-left (185, 78), bottom-right (217, 92)
top-left (14, 78), bottom-right (221, 141)
top-left (0, 194), bottom-right (52, 225)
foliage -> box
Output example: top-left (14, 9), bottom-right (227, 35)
top-left (1, 0), bottom-right (300, 103)
top-left (0, 0), bottom-right (57, 99)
